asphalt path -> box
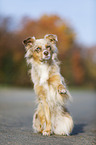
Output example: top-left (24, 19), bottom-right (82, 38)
top-left (0, 88), bottom-right (96, 145)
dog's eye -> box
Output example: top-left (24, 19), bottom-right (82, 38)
top-left (46, 46), bottom-right (51, 51)
top-left (35, 47), bottom-right (41, 52)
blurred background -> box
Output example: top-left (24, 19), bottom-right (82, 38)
top-left (0, 0), bottom-right (96, 89)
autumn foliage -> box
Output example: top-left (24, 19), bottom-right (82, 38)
top-left (0, 15), bottom-right (96, 88)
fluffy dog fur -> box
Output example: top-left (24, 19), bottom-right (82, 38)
top-left (23, 34), bottom-right (73, 136)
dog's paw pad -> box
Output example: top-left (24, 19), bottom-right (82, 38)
top-left (58, 84), bottom-right (67, 94)
top-left (58, 88), bottom-right (67, 94)
top-left (60, 89), bottom-right (67, 94)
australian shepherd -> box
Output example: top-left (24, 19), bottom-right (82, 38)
top-left (23, 34), bottom-right (73, 136)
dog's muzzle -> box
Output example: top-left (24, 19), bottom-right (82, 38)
top-left (40, 50), bottom-right (51, 62)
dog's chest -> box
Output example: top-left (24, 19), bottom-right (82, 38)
top-left (33, 64), bottom-right (50, 85)
top-left (33, 64), bottom-right (58, 106)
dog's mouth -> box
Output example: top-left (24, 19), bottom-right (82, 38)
top-left (40, 56), bottom-right (51, 62)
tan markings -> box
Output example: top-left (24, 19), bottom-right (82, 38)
top-left (35, 85), bottom-right (46, 99)
top-left (48, 75), bottom-right (61, 86)
top-left (32, 51), bottom-right (42, 64)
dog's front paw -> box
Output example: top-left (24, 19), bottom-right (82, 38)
top-left (58, 84), bottom-right (67, 94)
top-left (42, 130), bottom-right (50, 136)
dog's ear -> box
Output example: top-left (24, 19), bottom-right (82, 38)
top-left (22, 37), bottom-right (35, 49)
top-left (44, 34), bottom-right (58, 44)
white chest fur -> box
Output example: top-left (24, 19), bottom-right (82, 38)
top-left (32, 63), bottom-right (50, 85)
top-left (38, 64), bottom-right (50, 85)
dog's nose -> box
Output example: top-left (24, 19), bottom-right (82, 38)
top-left (44, 51), bottom-right (49, 56)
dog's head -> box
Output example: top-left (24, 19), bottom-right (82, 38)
top-left (23, 34), bottom-right (58, 64)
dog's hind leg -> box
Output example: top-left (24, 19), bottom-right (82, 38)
top-left (53, 111), bottom-right (73, 135)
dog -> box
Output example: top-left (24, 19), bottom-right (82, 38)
top-left (23, 34), bottom-right (73, 136)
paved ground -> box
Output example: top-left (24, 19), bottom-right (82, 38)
top-left (0, 88), bottom-right (96, 145)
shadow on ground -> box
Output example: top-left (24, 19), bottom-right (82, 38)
top-left (71, 123), bottom-right (87, 135)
